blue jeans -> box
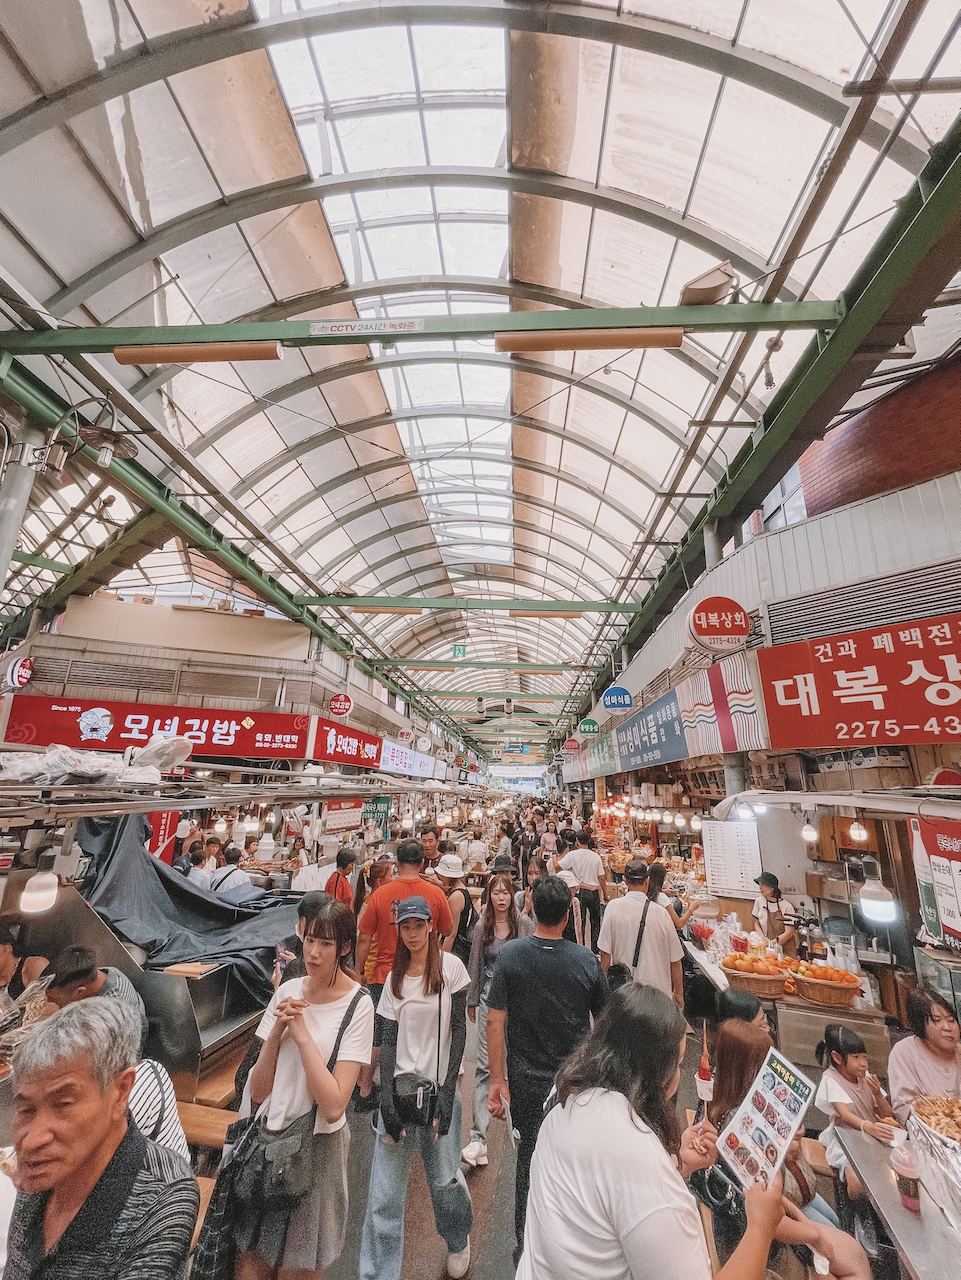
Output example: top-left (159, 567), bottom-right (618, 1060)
top-left (359, 1095), bottom-right (473, 1280)
top-left (802, 1193), bottom-right (839, 1229)
top-left (471, 992), bottom-right (491, 1143)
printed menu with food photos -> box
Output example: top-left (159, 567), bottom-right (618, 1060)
top-left (718, 1049), bottom-right (813, 1190)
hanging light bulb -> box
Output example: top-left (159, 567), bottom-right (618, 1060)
top-left (650, 808), bottom-right (661, 823)
top-left (629, 807), bottom-right (638, 818)
top-left (674, 812), bottom-right (686, 828)
top-left (245, 817), bottom-right (259, 832)
top-left (662, 811), bottom-right (674, 824)
top-left (690, 814), bottom-right (702, 832)
top-left (214, 817), bottom-right (227, 834)
top-left (20, 853), bottom-right (58, 914)
top-left (849, 819), bottom-right (868, 842)
top-left (736, 803), bottom-right (755, 821)
top-left (858, 857), bottom-right (897, 923)
top-left (752, 802), bottom-right (768, 815)
top-left (801, 821), bottom-right (818, 842)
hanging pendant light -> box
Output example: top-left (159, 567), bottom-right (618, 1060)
top-left (849, 819), bottom-right (868, 842)
top-left (690, 814), bottom-right (702, 832)
top-left (801, 822), bottom-right (818, 842)
top-left (20, 853), bottom-right (59, 914)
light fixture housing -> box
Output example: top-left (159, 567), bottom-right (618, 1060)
top-left (752, 802), bottom-right (768, 814)
top-left (20, 853), bottom-right (59, 914)
top-left (848, 819), bottom-right (869, 842)
top-left (858, 858), bottom-right (898, 923)
top-left (214, 817), bottom-right (227, 834)
top-left (690, 814), bottom-right (703, 832)
top-left (736, 803), bottom-right (755, 821)
top-left (801, 822), bottom-right (818, 842)
top-left (650, 808), bottom-right (661, 823)
top-left (674, 813), bottom-right (686, 828)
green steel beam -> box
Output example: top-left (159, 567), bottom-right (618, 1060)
top-left (300, 597), bottom-right (644, 613)
top-left (587, 112), bottom-right (961, 715)
top-left (10, 550), bottom-right (73, 574)
top-left (423, 691), bottom-right (564, 700)
top-left (0, 302), bottom-right (844, 357)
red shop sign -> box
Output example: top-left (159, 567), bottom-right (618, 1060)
top-left (328, 692), bottom-right (352, 717)
top-left (314, 715), bottom-right (382, 768)
top-left (689, 596), bottom-right (751, 653)
top-left (147, 810), bottom-right (180, 864)
top-left (757, 610), bottom-right (961, 750)
top-left (2, 695), bottom-right (311, 758)
top-left (912, 816), bottom-right (961, 950)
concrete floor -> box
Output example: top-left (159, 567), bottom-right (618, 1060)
top-left (327, 1018), bottom-right (701, 1280)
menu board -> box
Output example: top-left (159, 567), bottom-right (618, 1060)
top-left (702, 821), bottom-right (762, 894)
top-left (718, 1048), bottom-right (814, 1189)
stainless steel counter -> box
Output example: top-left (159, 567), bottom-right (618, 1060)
top-left (836, 1129), bottom-right (961, 1280)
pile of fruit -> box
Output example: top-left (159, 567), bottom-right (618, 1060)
top-left (720, 953), bottom-right (860, 996)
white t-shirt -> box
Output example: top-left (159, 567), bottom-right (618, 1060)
top-left (596, 894), bottom-right (684, 998)
top-left (256, 978), bottom-right (374, 1135)
top-left (559, 847), bottom-right (605, 889)
top-left (518, 1088), bottom-right (711, 1280)
top-left (377, 952), bottom-right (470, 1083)
top-left (752, 895), bottom-right (796, 938)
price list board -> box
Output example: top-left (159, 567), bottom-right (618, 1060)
top-left (702, 821), bottom-right (762, 895)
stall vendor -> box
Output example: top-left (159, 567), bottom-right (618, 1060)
top-left (752, 872), bottom-right (798, 957)
top-left (0, 922), bottom-right (47, 1002)
top-left (888, 985), bottom-right (961, 1124)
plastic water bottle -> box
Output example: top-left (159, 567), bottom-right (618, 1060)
top-left (909, 817), bottom-right (943, 940)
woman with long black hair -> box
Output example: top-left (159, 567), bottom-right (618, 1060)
top-left (646, 861), bottom-right (697, 931)
top-left (518, 985), bottom-right (784, 1280)
top-left (360, 896), bottom-right (473, 1280)
top-left (462, 871), bottom-right (534, 1169)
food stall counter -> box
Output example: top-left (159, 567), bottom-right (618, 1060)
top-left (836, 1129), bottom-right (960, 1280)
top-left (683, 940), bottom-right (729, 992)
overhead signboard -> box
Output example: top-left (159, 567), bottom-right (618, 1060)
top-left (314, 716), bottom-right (382, 768)
top-left (379, 739), bottom-right (414, 774)
top-left (362, 795), bottom-right (391, 839)
top-left (1, 694), bottom-right (313, 759)
top-left (563, 737), bottom-right (580, 754)
top-left (613, 689), bottom-right (689, 770)
top-left (689, 596), bottom-right (751, 653)
top-left (397, 728), bottom-right (414, 744)
top-left (323, 797), bottom-right (366, 832)
top-left (415, 735), bottom-right (432, 753)
top-left (602, 685), bottom-right (633, 713)
top-left (328, 692), bottom-right (352, 717)
top-left (4, 656), bottom-right (33, 689)
top-left (578, 717), bottom-right (599, 736)
top-left (757, 610), bottom-right (961, 750)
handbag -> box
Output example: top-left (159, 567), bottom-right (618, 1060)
top-left (231, 987), bottom-right (366, 1210)
top-left (392, 986), bottom-right (442, 1128)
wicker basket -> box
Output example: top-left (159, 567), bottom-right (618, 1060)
top-left (725, 968), bottom-right (786, 998)
top-left (795, 973), bottom-right (857, 1008)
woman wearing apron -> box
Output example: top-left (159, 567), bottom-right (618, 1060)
top-left (752, 872), bottom-right (798, 958)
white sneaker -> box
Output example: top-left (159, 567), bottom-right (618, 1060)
top-left (447, 1238), bottom-right (471, 1278)
top-left (461, 1139), bottom-right (488, 1167)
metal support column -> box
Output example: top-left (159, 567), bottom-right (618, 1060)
top-left (0, 418), bottom-right (44, 595)
top-left (723, 753), bottom-right (748, 797)
top-left (703, 519), bottom-right (723, 570)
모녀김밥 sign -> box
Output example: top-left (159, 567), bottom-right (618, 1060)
top-left (2, 695), bottom-right (312, 758)
top-left (313, 716), bottom-right (382, 768)
top-left (718, 1048), bottom-right (814, 1190)
top-left (757, 610), bottom-right (961, 749)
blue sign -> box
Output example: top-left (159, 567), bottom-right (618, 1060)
top-left (504, 743), bottom-right (529, 754)
top-left (553, 752), bottom-right (565, 764)
top-left (602, 685), bottom-right (634, 712)
top-left (614, 689), bottom-right (689, 770)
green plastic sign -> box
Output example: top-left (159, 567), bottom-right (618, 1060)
top-left (579, 718), bottom-right (599, 736)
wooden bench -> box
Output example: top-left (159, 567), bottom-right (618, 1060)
top-left (194, 1049), bottom-right (247, 1109)
top-left (178, 1101), bottom-right (238, 1151)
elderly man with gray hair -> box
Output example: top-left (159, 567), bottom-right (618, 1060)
top-left (5, 1000), bottom-right (198, 1280)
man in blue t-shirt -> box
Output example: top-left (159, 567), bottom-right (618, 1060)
top-left (486, 876), bottom-right (608, 1264)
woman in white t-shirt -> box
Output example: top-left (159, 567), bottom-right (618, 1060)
top-left (360, 895), bottom-right (473, 1280)
top-left (237, 897), bottom-right (374, 1278)
top-left (519, 985), bottom-right (784, 1280)
top-left (752, 873), bottom-right (798, 956)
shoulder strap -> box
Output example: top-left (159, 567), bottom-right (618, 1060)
top-left (326, 987), bottom-right (367, 1072)
top-left (437, 973), bottom-right (443, 1085)
top-left (146, 1060), bottom-right (166, 1142)
top-left (632, 897), bottom-right (652, 971)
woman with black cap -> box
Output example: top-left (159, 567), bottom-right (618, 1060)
top-left (360, 894), bottom-right (473, 1280)
top-left (752, 872), bottom-right (798, 957)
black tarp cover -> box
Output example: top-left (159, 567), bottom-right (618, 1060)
top-left (77, 814), bottom-right (299, 1003)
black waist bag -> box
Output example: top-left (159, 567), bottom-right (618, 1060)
top-left (392, 986), bottom-right (442, 1128)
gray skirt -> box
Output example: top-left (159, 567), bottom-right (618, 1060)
top-left (234, 1124), bottom-right (350, 1271)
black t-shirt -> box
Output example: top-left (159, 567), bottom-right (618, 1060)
top-left (487, 935), bottom-right (607, 1086)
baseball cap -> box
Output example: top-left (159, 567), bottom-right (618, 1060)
top-left (436, 853), bottom-right (465, 879)
top-left (754, 872), bottom-right (779, 889)
top-left (623, 859), bottom-right (650, 884)
top-left (395, 895), bottom-right (432, 924)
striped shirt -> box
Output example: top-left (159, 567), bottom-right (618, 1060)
top-left (129, 1060), bottom-right (190, 1162)
top-left (5, 1122), bottom-right (198, 1280)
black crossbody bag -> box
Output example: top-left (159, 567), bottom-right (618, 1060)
top-left (632, 897), bottom-right (652, 973)
top-left (392, 987), bottom-right (442, 1128)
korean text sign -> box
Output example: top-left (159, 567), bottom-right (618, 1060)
top-left (613, 689), bottom-right (689, 769)
top-left (313, 715), bottom-right (382, 768)
top-left (913, 817), bottom-right (961, 950)
top-left (3, 695), bottom-right (310, 758)
top-left (757, 611), bottom-right (961, 749)
top-left (718, 1049), bottom-right (813, 1191)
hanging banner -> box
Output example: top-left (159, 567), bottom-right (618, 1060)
top-left (910, 816), bottom-right (961, 949)
top-left (362, 795), bottom-right (391, 840)
top-left (757, 610), bottom-right (961, 750)
top-left (379, 739), bottom-right (414, 774)
top-left (323, 797), bottom-right (366, 833)
top-left (2, 694), bottom-right (312, 759)
top-left (147, 810), bottom-right (180, 864)
top-left (676, 650), bottom-right (766, 756)
top-left (313, 716), bottom-right (382, 768)
top-left (613, 689), bottom-right (689, 770)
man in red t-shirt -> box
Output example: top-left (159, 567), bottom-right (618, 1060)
top-left (324, 847), bottom-right (357, 908)
top-left (353, 838), bottom-right (454, 1110)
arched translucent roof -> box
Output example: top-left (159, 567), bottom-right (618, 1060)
top-left (0, 0), bottom-right (959, 748)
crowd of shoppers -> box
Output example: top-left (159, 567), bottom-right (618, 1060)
top-left (4, 801), bottom-right (949, 1280)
